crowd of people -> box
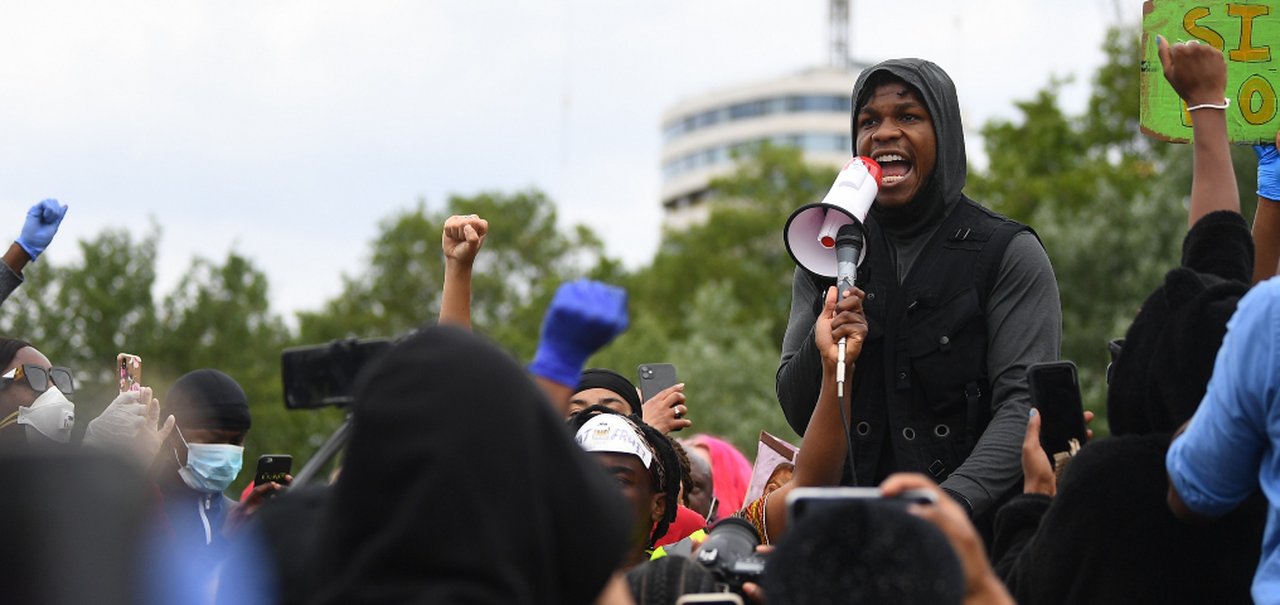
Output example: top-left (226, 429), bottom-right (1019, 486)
top-left (3, 39), bottom-right (1280, 605)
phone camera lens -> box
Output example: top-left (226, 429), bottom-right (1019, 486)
top-left (641, 367), bottom-right (652, 378)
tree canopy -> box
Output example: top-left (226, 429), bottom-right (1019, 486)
top-left (2, 24), bottom-right (1253, 487)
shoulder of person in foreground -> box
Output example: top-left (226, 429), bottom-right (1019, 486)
top-left (1168, 278), bottom-right (1280, 520)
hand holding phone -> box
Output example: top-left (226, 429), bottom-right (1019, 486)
top-left (638, 363), bottom-right (689, 433)
top-left (785, 486), bottom-right (937, 528)
top-left (254, 454), bottom-right (294, 487)
top-left (1025, 361), bottom-right (1089, 465)
top-left (117, 353), bottom-right (142, 392)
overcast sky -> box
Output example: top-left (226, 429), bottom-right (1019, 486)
top-left (0, 0), bottom-right (1140, 322)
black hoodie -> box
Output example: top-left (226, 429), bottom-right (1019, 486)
top-left (776, 59), bottom-right (1061, 516)
top-left (308, 325), bottom-right (632, 604)
top-left (855, 58), bottom-right (967, 247)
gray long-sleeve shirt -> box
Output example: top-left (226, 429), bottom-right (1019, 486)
top-left (776, 231), bottom-right (1062, 515)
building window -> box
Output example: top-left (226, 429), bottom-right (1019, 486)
top-left (661, 132), bottom-right (850, 181)
top-left (663, 94), bottom-right (850, 142)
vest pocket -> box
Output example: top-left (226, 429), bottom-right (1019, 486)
top-left (905, 287), bottom-right (985, 415)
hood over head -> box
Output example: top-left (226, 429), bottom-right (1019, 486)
top-left (851, 58), bottom-right (966, 238)
top-left (1106, 211), bottom-right (1254, 435)
top-left (313, 325), bottom-right (631, 605)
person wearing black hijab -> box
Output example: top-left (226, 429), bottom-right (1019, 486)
top-left (572, 368), bottom-right (691, 435)
top-left (572, 368), bottom-right (644, 417)
top-left (308, 325), bottom-right (632, 605)
top-left (776, 58), bottom-right (1062, 518)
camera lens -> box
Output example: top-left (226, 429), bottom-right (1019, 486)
top-left (641, 367), bottom-right (652, 378)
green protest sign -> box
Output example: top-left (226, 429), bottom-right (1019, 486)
top-left (1141, 0), bottom-right (1280, 143)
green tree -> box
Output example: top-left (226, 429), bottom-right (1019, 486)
top-left (592, 144), bottom-right (836, 452)
top-left (297, 191), bottom-right (609, 361)
top-left (593, 281), bottom-right (793, 452)
top-left (969, 26), bottom-right (1259, 431)
top-left (147, 252), bottom-right (310, 493)
top-left (625, 145), bottom-right (837, 349)
top-left (0, 229), bottom-right (163, 422)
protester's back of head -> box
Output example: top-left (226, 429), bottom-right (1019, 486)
top-left (1107, 213), bottom-right (1253, 435)
top-left (311, 325), bottom-right (631, 605)
top-left (0, 452), bottom-right (149, 605)
top-left (764, 500), bottom-right (965, 605)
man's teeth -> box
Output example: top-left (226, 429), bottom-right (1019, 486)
top-left (875, 154), bottom-right (905, 163)
top-left (882, 175), bottom-right (905, 185)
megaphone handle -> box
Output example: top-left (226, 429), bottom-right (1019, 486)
top-left (835, 273), bottom-right (855, 399)
top-left (837, 338), bottom-right (847, 398)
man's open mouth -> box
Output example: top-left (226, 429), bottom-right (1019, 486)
top-left (874, 153), bottom-right (912, 186)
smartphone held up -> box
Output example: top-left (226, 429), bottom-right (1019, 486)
top-left (118, 353), bottom-right (142, 393)
top-left (1026, 360), bottom-right (1089, 468)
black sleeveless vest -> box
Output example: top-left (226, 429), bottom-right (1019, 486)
top-left (812, 197), bottom-right (1031, 486)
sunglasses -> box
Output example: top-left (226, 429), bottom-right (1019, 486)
top-left (1106, 338), bottom-right (1125, 385)
top-left (1, 364), bottom-right (75, 395)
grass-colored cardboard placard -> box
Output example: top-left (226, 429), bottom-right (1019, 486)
top-left (1141, 0), bottom-right (1280, 143)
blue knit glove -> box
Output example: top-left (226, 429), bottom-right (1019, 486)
top-left (528, 279), bottom-right (629, 387)
top-left (1255, 143), bottom-right (1280, 201)
top-left (16, 199), bottom-right (68, 261)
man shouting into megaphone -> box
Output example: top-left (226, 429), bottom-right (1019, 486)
top-left (776, 58), bottom-right (1062, 527)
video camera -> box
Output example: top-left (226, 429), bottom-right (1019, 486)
top-left (281, 338), bottom-right (392, 409)
top-left (695, 517), bottom-right (767, 596)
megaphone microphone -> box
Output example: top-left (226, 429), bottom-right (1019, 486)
top-left (834, 223), bottom-right (864, 398)
top-left (782, 156), bottom-right (882, 397)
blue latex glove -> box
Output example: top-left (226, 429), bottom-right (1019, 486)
top-left (1255, 143), bottom-right (1280, 201)
top-left (16, 199), bottom-right (68, 261)
top-left (529, 279), bottom-right (630, 387)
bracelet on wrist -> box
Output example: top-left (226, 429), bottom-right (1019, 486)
top-left (1187, 99), bottom-right (1230, 111)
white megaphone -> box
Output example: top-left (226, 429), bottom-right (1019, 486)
top-left (783, 156), bottom-right (882, 278)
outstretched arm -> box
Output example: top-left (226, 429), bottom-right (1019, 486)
top-left (1, 199), bottom-right (68, 305)
top-left (528, 280), bottom-right (630, 416)
top-left (1252, 131), bottom-right (1280, 283)
top-left (438, 214), bottom-right (488, 329)
top-left (776, 267), bottom-right (828, 435)
top-left (1167, 280), bottom-right (1280, 520)
top-left (762, 285), bottom-right (868, 541)
top-left (1157, 36), bottom-right (1236, 228)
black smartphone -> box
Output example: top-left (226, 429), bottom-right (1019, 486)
top-left (785, 486), bottom-right (936, 528)
top-left (637, 363), bottom-right (678, 405)
top-left (1026, 360), bottom-right (1089, 465)
top-left (254, 454), bottom-right (293, 486)
top-left (282, 338), bottom-right (392, 409)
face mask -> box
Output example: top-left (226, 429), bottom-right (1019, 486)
top-left (178, 443), bottom-right (244, 494)
top-left (16, 387), bottom-right (75, 444)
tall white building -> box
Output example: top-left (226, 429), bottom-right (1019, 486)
top-left (659, 65), bottom-right (865, 229)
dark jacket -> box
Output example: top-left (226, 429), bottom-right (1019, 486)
top-left (993, 435), bottom-right (1263, 604)
top-left (776, 58), bottom-right (1061, 515)
top-left (992, 210), bottom-right (1263, 604)
top-left (155, 480), bottom-right (235, 551)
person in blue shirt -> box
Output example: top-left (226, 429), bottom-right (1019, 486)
top-left (1167, 277), bottom-right (1280, 603)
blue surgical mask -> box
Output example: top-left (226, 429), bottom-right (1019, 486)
top-left (178, 443), bottom-right (244, 494)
